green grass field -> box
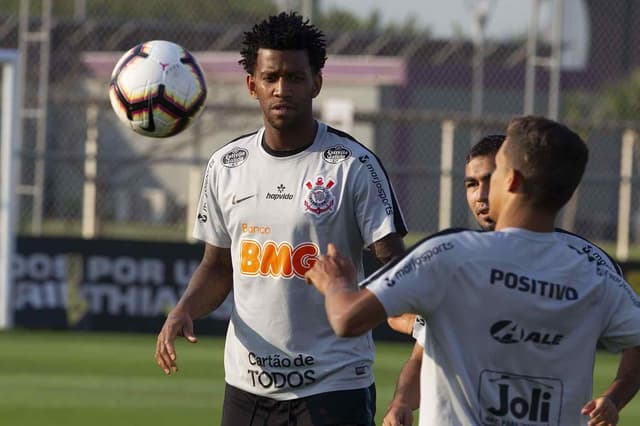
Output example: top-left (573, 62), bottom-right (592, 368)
top-left (0, 330), bottom-right (638, 425)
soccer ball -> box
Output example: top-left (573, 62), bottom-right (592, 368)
top-left (109, 40), bottom-right (207, 138)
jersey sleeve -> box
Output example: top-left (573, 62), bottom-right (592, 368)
top-left (555, 229), bottom-right (623, 276)
top-left (362, 237), bottom-right (452, 317)
top-left (352, 154), bottom-right (407, 247)
top-left (192, 157), bottom-right (232, 248)
top-left (412, 315), bottom-right (427, 342)
top-left (598, 271), bottom-right (640, 352)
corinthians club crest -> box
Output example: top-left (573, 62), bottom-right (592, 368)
top-left (303, 176), bottom-right (336, 216)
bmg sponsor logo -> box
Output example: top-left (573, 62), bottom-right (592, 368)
top-left (240, 239), bottom-right (319, 279)
top-left (247, 352), bottom-right (316, 389)
top-left (479, 370), bottom-right (562, 425)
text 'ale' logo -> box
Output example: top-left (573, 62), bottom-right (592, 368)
top-left (490, 320), bottom-right (564, 346)
top-left (240, 240), bottom-right (319, 279)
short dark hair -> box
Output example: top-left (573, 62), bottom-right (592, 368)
top-left (239, 11), bottom-right (327, 75)
top-left (465, 134), bottom-right (506, 164)
top-left (504, 116), bottom-right (588, 211)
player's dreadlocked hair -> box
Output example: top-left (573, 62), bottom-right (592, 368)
top-left (465, 134), bottom-right (505, 164)
top-left (239, 11), bottom-right (327, 75)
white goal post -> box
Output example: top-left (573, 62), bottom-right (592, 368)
top-left (0, 49), bottom-right (20, 330)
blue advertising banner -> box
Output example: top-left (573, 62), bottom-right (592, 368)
top-left (12, 237), bottom-right (408, 342)
top-left (13, 237), bottom-right (231, 335)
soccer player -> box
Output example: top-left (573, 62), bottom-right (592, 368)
top-left (384, 134), bottom-right (628, 426)
top-left (305, 116), bottom-right (640, 425)
top-left (154, 12), bottom-right (407, 426)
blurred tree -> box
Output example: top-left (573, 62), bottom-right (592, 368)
top-left (599, 70), bottom-right (640, 123)
top-left (0, 0), bottom-right (276, 23)
top-left (565, 69), bottom-right (640, 131)
top-left (0, 0), bottom-right (429, 34)
top-left (316, 8), bottom-right (384, 32)
top-left (384, 15), bottom-right (424, 36)
top-left (87, 0), bottom-right (276, 24)
top-left (563, 69), bottom-right (640, 234)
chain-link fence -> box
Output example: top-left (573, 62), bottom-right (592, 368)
top-left (2, 0), bottom-right (640, 257)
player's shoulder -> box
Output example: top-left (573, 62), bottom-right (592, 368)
top-left (415, 226), bottom-right (478, 241)
top-left (209, 129), bottom-right (260, 165)
top-left (360, 227), bottom-right (478, 287)
top-left (323, 124), bottom-right (360, 146)
top-left (407, 227), bottom-right (483, 258)
top-left (553, 228), bottom-right (622, 275)
top-left (321, 124), bottom-right (379, 163)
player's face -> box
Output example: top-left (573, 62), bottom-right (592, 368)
top-left (247, 49), bottom-right (322, 131)
top-left (464, 154), bottom-right (496, 231)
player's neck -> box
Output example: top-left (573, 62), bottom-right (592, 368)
top-left (494, 200), bottom-right (555, 233)
top-left (263, 120), bottom-right (317, 152)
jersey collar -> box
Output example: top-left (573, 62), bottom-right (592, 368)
top-left (260, 121), bottom-right (324, 158)
top-left (498, 227), bottom-right (557, 242)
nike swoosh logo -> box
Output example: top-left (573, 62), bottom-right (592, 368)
top-left (232, 194), bottom-right (255, 205)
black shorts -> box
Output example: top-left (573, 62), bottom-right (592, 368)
top-left (221, 383), bottom-right (376, 426)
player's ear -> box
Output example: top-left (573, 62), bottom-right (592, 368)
top-left (311, 72), bottom-right (322, 98)
top-left (246, 74), bottom-right (258, 99)
top-left (507, 168), bottom-right (523, 193)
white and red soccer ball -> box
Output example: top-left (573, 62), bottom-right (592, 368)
top-left (109, 40), bottom-right (207, 138)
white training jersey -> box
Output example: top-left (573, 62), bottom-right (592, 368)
top-left (412, 228), bottom-right (623, 341)
top-left (366, 228), bottom-right (640, 426)
top-left (193, 121), bottom-right (407, 400)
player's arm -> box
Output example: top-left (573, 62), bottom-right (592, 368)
top-left (387, 313), bottom-right (417, 335)
top-left (603, 347), bottom-right (640, 411)
top-left (369, 232), bottom-right (405, 264)
top-left (383, 342), bottom-right (423, 426)
top-left (306, 243), bottom-right (387, 337)
top-left (582, 346), bottom-right (640, 425)
top-left (582, 271), bottom-right (640, 424)
top-left (369, 233), bottom-right (407, 333)
top-left (155, 243), bottom-right (233, 374)
top-left (353, 151), bottom-right (407, 266)
top-left (171, 243), bottom-right (233, 318)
